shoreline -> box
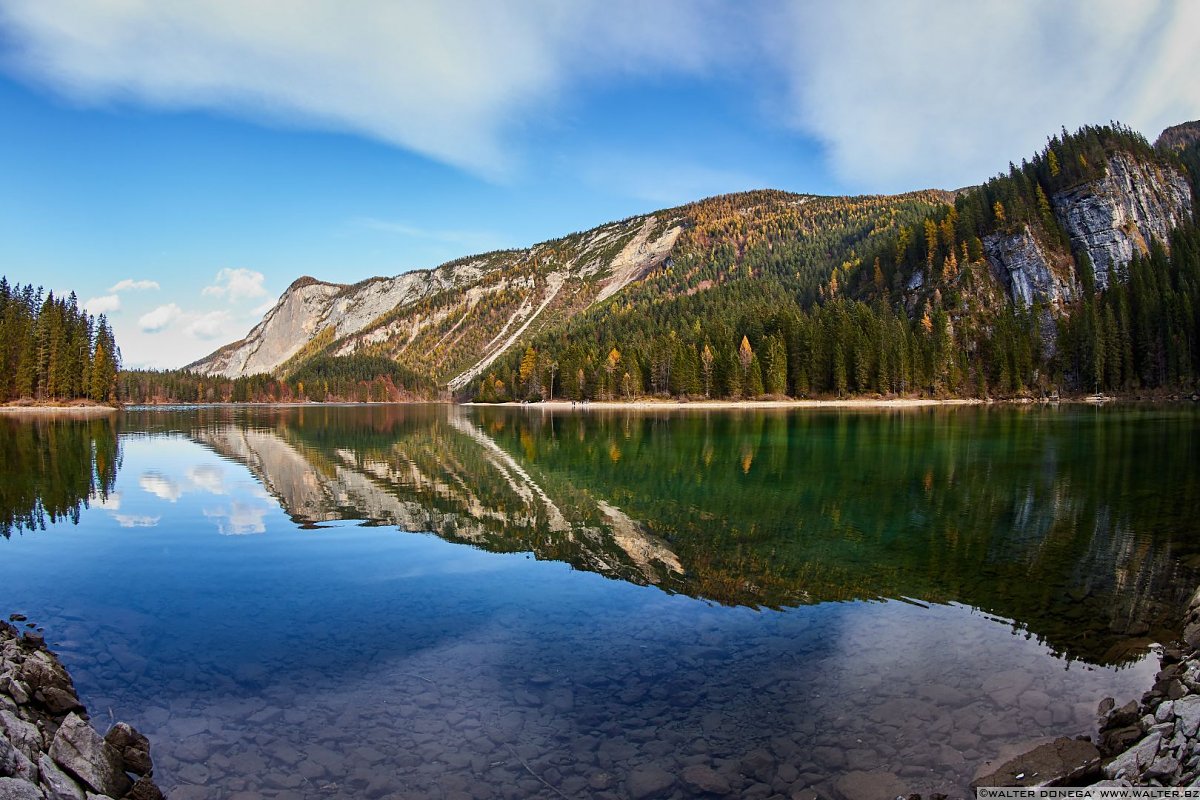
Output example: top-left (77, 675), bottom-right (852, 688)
top-left (10, 391), bottom-right (1184, 412)
top-left (465, 395), bottom-right (1171, 410)
top-left (0, 404), bottom-right (117, 415)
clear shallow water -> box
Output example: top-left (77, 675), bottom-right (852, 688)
top-left (1, 404), bottom-right (1198, 798)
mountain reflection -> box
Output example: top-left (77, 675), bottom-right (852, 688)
top-left (9, 404), bottom-right (1200, 666)
top-left (160, 403), bottom-right (1200, 666)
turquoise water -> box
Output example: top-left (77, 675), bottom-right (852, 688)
top-left (1, 404), bottom-right (1197, 798)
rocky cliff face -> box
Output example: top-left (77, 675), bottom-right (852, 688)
top-left (976, 151), bottom-right (1193, 309)
top-left (1052, 152), bottom-right (1193, 291)
top-left (983, 225), bottom-right (1078, 310)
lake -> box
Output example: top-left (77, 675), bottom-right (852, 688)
top-left (2, 403), bottom-right (1198, 799)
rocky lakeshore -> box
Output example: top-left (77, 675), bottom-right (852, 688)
top-left (975, 586), bottom-right (1200, 790)
top-left (0, 617), bottom-right (164, 800)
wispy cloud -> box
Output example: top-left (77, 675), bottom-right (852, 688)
top-left (89, 491), bottom-right (120, 510)
top-left (84, 294), bottom-right (120, 314)
top-left (0, 0), bottom-right (730, 179)
top-left (204, 502), bottom-right (269, 535)
top-left (350, 218), bottom-right (504, 252)
top-left (578, 156), bottom-right (765, 207)
top-left (108, 279), bottom-right (160, 292)
top-left (1, 2), bottom-right (1195, 200)
top-left (114, 514), bottom-right (160, 528)
top-left (202, 268), bottom-right (267, 302)
top-left (768, 0), bottom-right (1200, 190)
top-left (186, 464), bottom-right (227, 495)
top-left (138, 303), bottom-right (181, 332)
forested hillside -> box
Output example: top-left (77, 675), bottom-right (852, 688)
top-left (476, 124), bottom-right (1199, 401)
top-left (0, 278), bottom-right (120, 404)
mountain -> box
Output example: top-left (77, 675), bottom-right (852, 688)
top-left (188, 189), bottom-right (951, 389)
top-left (188, 211), bottom-right (689, 389)
top-left (184, 122), bottom-right (1198, 401)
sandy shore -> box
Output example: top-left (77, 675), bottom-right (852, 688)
top-left (0, 404), bottom-right (118, 415)
top-left (465, 397), bottom-right (991, 410)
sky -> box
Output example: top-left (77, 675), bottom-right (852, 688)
top-left (0, 1), bottom-right (1197, 369)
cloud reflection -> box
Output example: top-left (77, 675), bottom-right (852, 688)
top-left (139, 472), bottom-right (182, 502)
top-left (204, 501), bottom-right (269, 536)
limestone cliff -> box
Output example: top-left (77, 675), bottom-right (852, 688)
top-left (1052, 151), bottom-right (1192, 290)
top-left (974, 151), bottom-right (1193, 309)
top-left (983, 225), bottom-right (1078, 310)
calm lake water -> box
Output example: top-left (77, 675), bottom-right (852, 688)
top-left (2, 404), bottom-right (1199, 799)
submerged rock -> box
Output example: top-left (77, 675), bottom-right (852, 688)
top-left (972, 737), bottom-right (1101, 787)
top-left (626, 764), bottom-right (675, 799)
top-left (680, 764), bottom-right (732, 795)
top-left (833, 770), bottom-right (908, 800)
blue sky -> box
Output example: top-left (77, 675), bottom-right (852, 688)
top-left (0, 1), bottom-right (1197, 369)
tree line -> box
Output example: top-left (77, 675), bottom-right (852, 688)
top-left (0, 278), bottom-right (120, 404)
top-left (119, 353), bottom-right (438, 404)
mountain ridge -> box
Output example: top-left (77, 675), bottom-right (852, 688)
top-left (188, 188), bottom-right (953, 386)
top-left (179, 121), bottom-right (1198, 402)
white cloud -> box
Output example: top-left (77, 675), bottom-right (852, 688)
top-left (0, 0), bottom-right (730, 178)
top-left (83, 294), bottom-right (120, 314)
top-left (202, 268), bottom-right (268, 302)
top-left (184, 310), bottom-right (232, 339)
top-left (769, 0), bottom-right (1200, 190)
top-left (108, 279), bottom-right (160, 292)
top-left (138, 303), bottom-right (182, 332)
top-left (139, 472), bottom-right (182, 502)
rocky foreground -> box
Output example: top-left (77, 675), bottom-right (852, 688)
top-left (975, 586), bottom-right (1200, 789)
top-left (0, 617), bottom-right (164, 800)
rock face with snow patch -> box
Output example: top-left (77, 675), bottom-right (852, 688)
top-left (1052, 152), bottom-right (1192, 290)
